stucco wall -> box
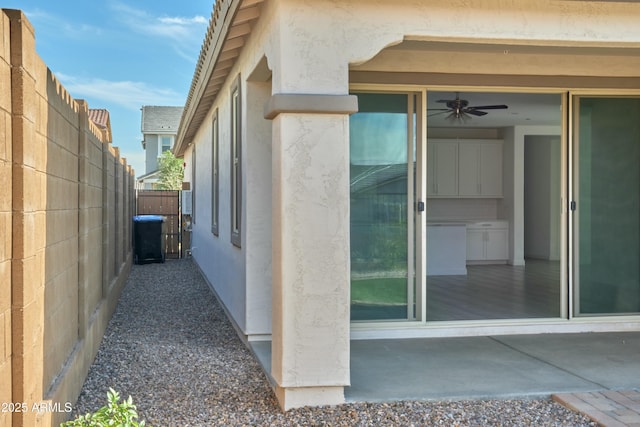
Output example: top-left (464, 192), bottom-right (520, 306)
top-left (272, 0), bottom-right (640, 93)
top-left (181, 0), bottom-right (640, 409)
top-left (185, 1), bottom-right (277, 339)
top-left (188, 100), bottom-right (248, 333)
top-left (3, 9), bottom-right (135, 427)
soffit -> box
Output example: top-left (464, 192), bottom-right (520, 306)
top-left (352, 39), bottom-right (640, 77)
top-left (175, 0), bottom-right (264, 157)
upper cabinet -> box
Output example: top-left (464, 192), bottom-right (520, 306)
top-left (458, 141), bottom-right (503, 197)
top-left (428, 139), bottom-right (503, 198)
top-left (427, 141), bottom-right (458, 197)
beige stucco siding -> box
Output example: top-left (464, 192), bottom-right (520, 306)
top-left (183, 0), bottom-right (640, 410)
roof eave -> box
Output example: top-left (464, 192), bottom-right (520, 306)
top-left (175, 0), bottom-right (264, 157)
top-left (174, 0), bottom-right (239, 157)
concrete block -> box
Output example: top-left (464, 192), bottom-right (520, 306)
top-left (33, 59), bottom-right (48, 96)
top-left (0, 112), bottom-right (11, 163)
top-left (0, 160), bottom-right (10, 210)
top-left (6, 9), bottom-right (37, 72)
top-left (0, 11), bottom-right (8, 58)
top-left (0, 358), bottom-right (11, 409)
top-left (2, 309), bottom-right (9, 362)
top-left (44, 239), bottom-right (77, 285)
top-left (12, 252), bottom-right (45, 307)
top-left (11, 116), bottom-right (36, 167)
top-left (27, 167), bottom-right (45, 212)
top-left (13, 211), bottom-right (41, 257)
top-left (11, 65), bottom-right (37, 123)
top-left (0, 260), bottom-right (10, 312)
top-left (0, 312), bottom-right (5, 360)
top-left (34, 132), bottom-right (47, 173)
top-left (12, 166), bottom-right (37, 213)
top-left (0, 212), bottom-right (9, 261)
top-left (17, 296), bottom-right (45, 352)
top-left (21, 406), bottom-right (52, 427)
top-left (0, 63), bottom-right (11, 119)
top-left (36, 95), bottom-right (47, 135)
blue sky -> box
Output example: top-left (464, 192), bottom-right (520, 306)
top-left (3, 0), bottom-right (212, 176)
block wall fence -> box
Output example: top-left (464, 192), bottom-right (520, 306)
top-left (0, 10), bottom-right (135, 427)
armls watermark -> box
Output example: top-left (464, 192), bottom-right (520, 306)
top-left (2, 401), bottom-right (73, 414)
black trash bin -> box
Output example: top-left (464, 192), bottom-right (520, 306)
top-left (133, 215), bottom-right (165, 264)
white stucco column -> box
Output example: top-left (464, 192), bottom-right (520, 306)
top-left (266, 94), bottom-right (357, 410)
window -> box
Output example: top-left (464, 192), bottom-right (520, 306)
top-left (211, 111), bottom-right (219, 236)
top-left (230, 76), bottom-right (242, 247)
top-left (161, 136), bottom-right (172, 151)
top-left (158, 136), bottom-right (173, 157)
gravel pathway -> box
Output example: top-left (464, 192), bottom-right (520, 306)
top-left (72, 258), bottom-right (596, 426)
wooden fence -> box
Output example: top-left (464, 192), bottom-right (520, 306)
top-left (136, 190), bottom-right (183, 258)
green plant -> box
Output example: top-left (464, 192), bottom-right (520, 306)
top-left (157, 150), bottom-right (184, 190)
top-left (61, 388), bottom-right (147, 427)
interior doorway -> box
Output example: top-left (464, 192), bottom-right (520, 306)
top-left (424, 90), bottom-right (564, 321)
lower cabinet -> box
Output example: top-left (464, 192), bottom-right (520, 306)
top-left (466, 221), bottom-right (508, 262)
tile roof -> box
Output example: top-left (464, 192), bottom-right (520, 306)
top-left (175, 0), bottom-right (264, 156)
top-left (88, 108), bottom-right (110, 129)
top-left (88, 108), bottom-right (112, 142)
top-left (141, 106), bottom-right (184, 133)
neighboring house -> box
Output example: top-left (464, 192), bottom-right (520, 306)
top-left (173, 0), bottom-right (640, 410)
top-left (137, 105), bottom-right (184, 189)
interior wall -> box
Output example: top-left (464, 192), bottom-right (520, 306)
top-left (524, 135), bottom-right (561, 260)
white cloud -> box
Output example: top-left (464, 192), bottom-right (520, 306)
top-left (55, 73), bottom-right (184, 110)
top-left (21, 8), bottom-right (104, 38)
top-left (159, 16), bottom-right (208, 25)
top-left (109, 1), bottom-right (208, 60)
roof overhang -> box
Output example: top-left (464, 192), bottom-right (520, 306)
top-left (174, 0), bottom-right (264, 157)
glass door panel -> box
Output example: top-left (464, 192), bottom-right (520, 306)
top-left (574, 96), bottom-right (640, 315)
top-left (350, 93), bottom-right (414, 321)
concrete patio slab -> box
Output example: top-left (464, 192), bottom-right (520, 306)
top-left (250, 332), bottom-right (640, 404)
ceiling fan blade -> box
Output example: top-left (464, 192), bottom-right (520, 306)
top-left (465, 109), bottom-right (488, 116)
top-left (427, 110), bottom-right (452, 117)
top-left (467, 104), bottom-right (508, 110)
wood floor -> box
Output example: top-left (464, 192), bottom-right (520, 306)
top-left (426, 259), bottom-right (561, 321)
top-left (351, 259), bottom-right (562, 321)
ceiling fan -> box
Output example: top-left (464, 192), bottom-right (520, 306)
top-left (428, 92), bottom-right (508, 122)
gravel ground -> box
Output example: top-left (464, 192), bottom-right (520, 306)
top-left (71, 258), bottom-right (596, 426)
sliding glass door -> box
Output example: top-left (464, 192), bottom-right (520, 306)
top-left (349, 93), bottom-right (416, 321)
top-left (348, 89), bottom-right (640, 324)
top-left (573, 96), bottom-right (640, 315)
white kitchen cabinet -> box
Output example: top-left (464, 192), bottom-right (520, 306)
top-left (427, 223), bottom-right (467, 275)
top-left (427, 142), bottom-right (458, 197)
top-left (427, 139), bottom-right (503, 198)
top-left (466, 221), bottom-right (508, 262)
top-left (458, 141), bottom-right (503, 197)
